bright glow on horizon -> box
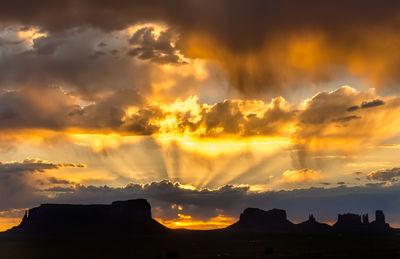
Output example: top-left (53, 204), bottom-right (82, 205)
top-left (155, 214), bottom-right (236, 230)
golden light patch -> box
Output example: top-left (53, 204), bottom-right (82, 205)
top-left (155, 214), bottom-right (236, 230)
top-left (282, 168), bottom-right (321, 183)
top-left (157, 135), bottom-right (292, 157)
top-left (17, 27), bottom-right (47, 45)
top-left (177, 183), bottom-right (197, 190)
top-left (69, 132), bottom-right (143, 153)
top-left (139, 95), bottom-right (294, 138)
top-left (152, 96), bottom-right (203, 134)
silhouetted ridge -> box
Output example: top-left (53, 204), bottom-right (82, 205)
top-left (332, 210), bottom-right (392, 232)
top-left (227, 208), bottom-right (393, 233)
top-left (8, 199), bottom-right (167, 236)
top-left (5, 201), bottom-right (395, 236)
top-left (296, 214), bottom-right (331, 232)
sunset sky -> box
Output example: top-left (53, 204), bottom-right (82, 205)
top-left (2, 0), bottom-right (400, 231)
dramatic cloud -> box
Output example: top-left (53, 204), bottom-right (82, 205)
top-left (0, 158), bottom-right (84, 173)
top-left (0, 26), bottom-right (158, 101)
top-left (0, 158), bottom-right (85, 212)
top-left (361, 99), bottom-right (385, 109)
top-left (347, 99), bottom-right (386, 111)
top-left (1, 85), bottom-right (399, 160)
top-left (294, 87), bottom-right (400, 155)
top-left (0, 37), bottom-right (23, 46)
top-left (0, 88), bottom-right (79, 130)
top-left (1, 1), bottom-right (400, 95)
top-left (367, 168), bottom-right (400, 181)
top-left (0, 87), bottom-right (158, 134)
top-left (47, 177), bottom-right (74, 185)
top-left (128, 27), bottom-right (186, 64)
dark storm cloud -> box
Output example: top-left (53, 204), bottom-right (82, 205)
top-left (347, 105), bottom-right (360, 112)
top-left (200, 100), bottom-right (245, 135)
top-left (0, 87), bottom-right (164, 135)
top-left (0, 159), bottom-right (60, 173)
top-left (0, 159), bottom-right (84, 211)
top-left (0, 0), bottom-right (398, 45)
top-left (31, 35), bottom-right (66, 55)
top-left (128, 27), bottom-right (185, 64)
top-left (346, 98), bottom-right (385, 112)
top-left (0, 27), bottom-right (153, 99)
top-left (123, 106), bottom-right (164, 135)
top-left (88, 50), bottom-right (106, 60)
top-left (361, 99), bottom-right (385, 109)
top-left (1, 1), bottom-right (400, 94)
top-left (73, 88), bottom-right (146, 130)
top-left (0, 37), bottom-right (23, 46)
top-left (367, 168), bottom-right (400, 181)
top-left (47, 177), bottom-right (74, 185)
top-left (242, 99), bottom-right (294, 136)
top-left (0, 88), bottom-right (79, 130)
top-left (0, 159), bottom-right (85, 174)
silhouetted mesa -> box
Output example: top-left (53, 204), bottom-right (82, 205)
top-left (227, 208), bottom-right (295, 232)
top-left (7, 199), bottom-right (167, 236)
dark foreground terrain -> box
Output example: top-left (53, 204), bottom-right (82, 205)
top-left (1, 231), bottom-right (400, 258)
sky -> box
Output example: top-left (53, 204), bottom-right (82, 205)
top-left (2, 0), bottom-right (400, 230)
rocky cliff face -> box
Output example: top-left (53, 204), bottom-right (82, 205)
top-left (8, 199), bottom-right (167, 236)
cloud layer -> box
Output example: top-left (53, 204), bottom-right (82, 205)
top-left (1, 1), bottom-right (400, 95)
